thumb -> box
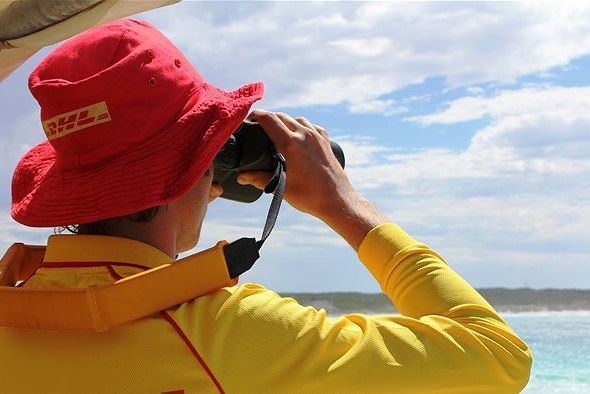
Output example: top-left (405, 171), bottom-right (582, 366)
top-left (236, 171), bottom-right (273, 191)
top-left (208, 183), bottom-right (224, 202)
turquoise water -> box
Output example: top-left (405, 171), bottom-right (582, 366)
top-left (505, 312), bottom-right (590, 393)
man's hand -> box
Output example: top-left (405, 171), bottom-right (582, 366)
top-left (237, 110), bottom-right (387, 250)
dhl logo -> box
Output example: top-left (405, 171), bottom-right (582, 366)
top-left (42, 101), bottom-right (112, 140)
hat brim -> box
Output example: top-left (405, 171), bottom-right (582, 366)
top-left (11, 81), bottom-right (264, 227)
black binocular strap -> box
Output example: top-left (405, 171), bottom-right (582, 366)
top-left (258, 153), bottom-right (286, 248)
top-left (223, 154), bottom-right (287, 278)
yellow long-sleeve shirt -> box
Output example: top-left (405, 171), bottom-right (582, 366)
top-left (0, 224), bottom-right (532, 393)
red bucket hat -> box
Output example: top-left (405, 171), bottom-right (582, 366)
top-left (11, 19), bottom-right (264, 227)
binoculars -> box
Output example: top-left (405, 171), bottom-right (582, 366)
top-left (213, 121), bottom-right (345, 202)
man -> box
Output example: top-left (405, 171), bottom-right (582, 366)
top-left (0, 19), bottom-right (531, 393)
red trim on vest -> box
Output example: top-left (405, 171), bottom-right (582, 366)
top-left (105, 265), bottom-right (123, 280)
top-left (161, 311), bottom-right (225, 394)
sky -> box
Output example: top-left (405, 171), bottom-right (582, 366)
top-left (1, 1), bottom-right (589, 292)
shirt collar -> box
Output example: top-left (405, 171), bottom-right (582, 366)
top-left (44, 234), bottom-right (173, 269)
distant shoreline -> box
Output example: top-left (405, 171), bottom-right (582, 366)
top-left (281, 288), bottom-right (590, 315)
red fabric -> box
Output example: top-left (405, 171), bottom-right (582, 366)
top-left (11, 19), bottom-right (263, 227)
top-left (161, 311), bottom-right (225, 394)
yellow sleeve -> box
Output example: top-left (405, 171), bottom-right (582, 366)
top-left (174, 223), bottom-right (532, 393)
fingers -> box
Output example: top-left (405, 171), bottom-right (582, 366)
top-left (293, 116), bottom-right (330, 140)
top-left (312, 123), bottom-right (330, 140)
top-left (249, 110), bottom-right (329, 150)
top-left (248, 110), bottom-right (291, 148)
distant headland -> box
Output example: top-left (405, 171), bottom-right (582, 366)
top-left (281, 288), bottom-right (590, 315)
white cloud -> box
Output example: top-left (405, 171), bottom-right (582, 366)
top-left (410, 86), bottom-right (590, 126)
top-left (0, 109), bottom-right (43, 206)
top-left (329, 37), bottom-right (392, 58)
top-left (334, 135), bottom-right (396, 167)
top-left (408, 85), bottom-right (590, 174)
top-left (145, 2), bottom-right (590, 114)
top-left (334, 84), bottom-right (590, 288)
top-left (0, 213), bottom-right (52, 254)
top-left (348, 99), bottom-right (407, 116)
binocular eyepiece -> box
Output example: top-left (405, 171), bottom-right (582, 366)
top-left (213, 121), bottom-right (345, 203)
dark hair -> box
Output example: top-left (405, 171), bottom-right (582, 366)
top-left (58, 206), bottom-right (160, 235)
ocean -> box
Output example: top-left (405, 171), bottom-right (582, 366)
top-left (504, 311), bottom-right (590, 393)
